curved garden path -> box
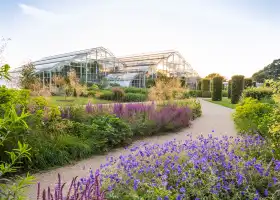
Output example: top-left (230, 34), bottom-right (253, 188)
top-left (27, 99), bottom-right (237, 199)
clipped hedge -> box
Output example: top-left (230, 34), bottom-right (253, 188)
top-left (201, 79), bottom-right (210, 92)
top-left (211, 76), bottom-right (223, 101)
top-left (231, 75), bottom-right (244, 104)
top-left (124, 87), bottom-right (148, 95)
top-left (244, 78), bottom-right (253, 88)
top-left (242, 87), bottom-right (273, 100)
top-left (124, 93), bottom-right (147, 102)
top-left (228, 80), bottom-right (232, 99)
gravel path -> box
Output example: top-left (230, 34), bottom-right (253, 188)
top-left (27, 99), bottom-right (237, 199)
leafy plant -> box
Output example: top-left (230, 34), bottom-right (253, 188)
top-left (244, 78), bottom-right (253, 88)
top-left (242, 87), bottom-right (273, 100)
top-left (124, 93), bottom-right (147, 102)
top-left (233, 97), bottom-right (274, 136)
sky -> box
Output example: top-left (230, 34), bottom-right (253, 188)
top-left (1, 0), bottom-right (280, 79)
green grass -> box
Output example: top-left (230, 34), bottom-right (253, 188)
top-left (45, 96), bottom-right (113, 106)
top-left (205, 97), bottom-right (236, 109)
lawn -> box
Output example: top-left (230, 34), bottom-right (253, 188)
top-left (205, 97), bottom-right (236, 109)
top-left (44, 96), bottom-right (113, 106)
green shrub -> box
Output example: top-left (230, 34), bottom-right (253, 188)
top-left (188, 90), bottom-right (202, 97)
top-left (112, 87), bottom-right (125, 101)
top-left (222, 90), bottom-right (227, 97)
top-left (124, 93), bottom-right (147, 102)
top-left (87, 90), bottom-right (96, 97)
top-left (31, 96), bottom-right (48, 109)
top-left (242, 87), bottom-right (273, 100)
top-left (90, 115), bottom-right (132, 148)
top-left (211, 76), bottom-right (223, 101)
top-left (202, 91), bottom-right (211, 98)
top-left (231, 75), bottom-right (244, 104)
top-left (124, 87), bottom-right (148, 94)
top-left (201, 79), bottom-right (210, 91)
top-left (99, 90), bottom-right (113, 100)
top-left (228, 80), bottom-right (232, 98)
top-left (244, 78), bottom-right (253, 88)
top-left (233, 98), bottom-right (274, 136)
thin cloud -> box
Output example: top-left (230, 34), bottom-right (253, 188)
top-left (18, 3), bottom-right (65, 21)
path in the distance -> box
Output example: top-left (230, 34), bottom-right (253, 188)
top-left (27, 99), bottom-right (236, 199)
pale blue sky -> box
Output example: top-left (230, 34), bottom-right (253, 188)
top-left (1, 0), bottom-right (280, 78)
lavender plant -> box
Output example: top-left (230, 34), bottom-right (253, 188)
top-left (37, 172), bottom-right (106, 200)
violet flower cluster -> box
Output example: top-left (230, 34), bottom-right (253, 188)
top-left (97, 134), bottom-right (280, 199)
top-left (37, 172), bottom-right (105, 200)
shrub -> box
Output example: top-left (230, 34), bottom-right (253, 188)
top-left (90, 114), bottom-right (132, 148)
top-left (99, 135), bottom-right (280, 200)
top-left (188, 90), bottom-right (202, 97)
top-left (148, 78), bottom-right (185, 101)
top-left (124, 93), bottom-right (147, 102)
top-left (233, 97), bottom-right (274, 136)
top-left (202, 91), bottom-right (211, 98)
top-left (244, 78), bottom-right (253, 88)
top-left (31, 96), bottom-right (48, 109)
top-left (201, 78), bottom-right (210, 91)
top-left (211, 76), bottom-right (223, 101)
top-left (242, 87), bottom-right (273, 100)
top-left (99, 90), bottom-right (113, 100)
top-left (112, 87), bottom-right (125, 101)
top-left (228, 80), bottom-right (232, 98)
top-left (87, 90), bottom-right (96, 97)
top-left (124, 87), bottom-right (148, 95)
top-left (231, 75), bottom-right (244, 104)
top-left (222, 90), bottom-right (227, 97)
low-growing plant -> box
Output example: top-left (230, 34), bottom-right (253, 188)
top-left (124, 93), bottom-right (147, 102)
top-left (233, 97), bottom-right (274, 136)
top-left (124, 87), bottom-right (148, 95)
top-left (242, 87), bottom-right (273, 100)
top-left (99, 90), bottom-right (113, 100)
top-left (98, 135), bottom-right (280, 200)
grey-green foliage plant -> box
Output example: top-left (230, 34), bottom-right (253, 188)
top-left (0, 64), bottom-right (34, 200)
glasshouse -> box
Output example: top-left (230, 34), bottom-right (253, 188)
top-left (11, 46), bottom-right (199, 88)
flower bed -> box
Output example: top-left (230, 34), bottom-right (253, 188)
top-left (39, 134), bottom-right (280, 200)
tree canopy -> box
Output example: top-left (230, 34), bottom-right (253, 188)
top-left (205, 73), bottom-right (226, 81)
top-left (252, 59), bottom-right (280, 83)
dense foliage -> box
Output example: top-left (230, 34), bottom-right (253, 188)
top-left (252, 59), bottom-right (280, 83)
top-left (211, 76), bottom-right (223, 101)
top-left (205, 73), bottom-right (225, 80)
top-left (244, 78), bottom-right (253, 89)
top-left (1, 95), bottom-right (200, 171)
top-left (231, 75), bottom-right (244, 104)
top-left (233, 98), bottom-right (274, 136)
top-left (45, 135), bottom-right (280, 199)
top-left (242, 87), bottom-right (273, 100)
